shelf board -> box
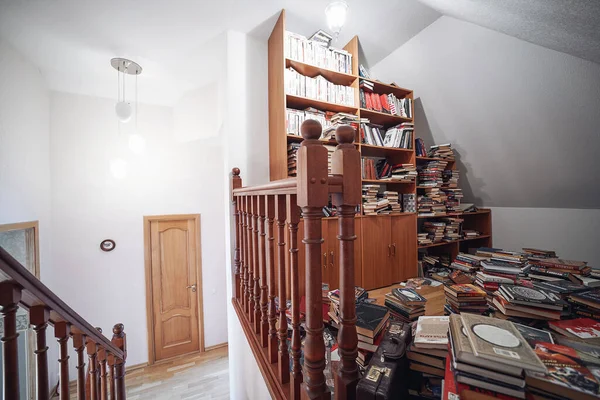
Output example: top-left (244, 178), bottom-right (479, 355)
top-left (416, 185), bottom-right (442, 189)
top-left (459, 235), bottom-right (491, 242)
top-left (362, 179), bottom-right (415, 185)
top-left (417, 210), bottom-right (491, 218)
top-left (286, 94), bottom-right (358, 114)
top-left (286, 58), bottom-right (357, 86)
top-left (416, 156), bottom-right (455, 163)
top-left (359, 78), bottom-right (412, 97)
top-left (360, 108), bottom-right (412, 126)
top-left (286, 134), bottom-right (339, 146)
top-left (418, 241), bottom-right (458, 249)
top-left (360, 144), bottom-right (413, 158)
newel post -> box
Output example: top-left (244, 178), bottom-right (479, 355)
top-left (231, 167), bottom-right (243, 300)
top-left (297, 120), bottom-right (330, 400)
top-left (331, 125), bottom-right (361, 399)
top-left (111, 324), bottom-right (127, 400)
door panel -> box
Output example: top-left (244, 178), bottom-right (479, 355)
top-left (361, 216), bottom-right (391, 290)
top-left (150, 218), bottom-right (200, 361)
top-left (391, 215), bottom-right (418, 283)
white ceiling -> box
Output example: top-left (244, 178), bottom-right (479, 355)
top-left (416, 0), bottom-right (600, 65)
top-left (0, 0), bottom-right (440, 105)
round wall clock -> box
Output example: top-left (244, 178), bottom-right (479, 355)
top-left (100, 239), bottom-right (116, 252)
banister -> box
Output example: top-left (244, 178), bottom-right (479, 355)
top-left (0, 247), bottom-right (124, 359)
top-left (233, 177), bottom-right (297, 197)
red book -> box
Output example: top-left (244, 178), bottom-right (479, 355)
top-left (443, 352), bottom-right (458, 400)
top-left (365, 92), bottom-right (373, 109)
top-left (380, 94), bottom-right (391, 113)
top-left (549, 318), bottom-right (600, 341)
top-left (373, 93), bottom-right (383, 112)
top-left (445, 284), bottom-right (487, 297)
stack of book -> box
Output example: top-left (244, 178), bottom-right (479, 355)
top-left (442, 169), bottom-right (459, 188)
top-left (285, 108), bottom-right (332, 135)
top-left (359, 79), bottom-right (374, 91)
top-left (442, 188), bottom-right (463, 212)
top-left (449, 270), bottom-right (473, 285)
top-left (390, 163), bottom-right (416, 181)
top-left (287, 143), bottom-right (301, 176)
top-left (408, 316), bottom-right (449, 378)
top-left (522, 247), bottom-right (557, 259)
top-left (383, 191), bottom-right (401, 213)
top-left (384, 287), bottom-right (427, 322)
top-left (285, 67), bottom-right (355, 106)
top-left (428, 144), bottom-right (455, 160)
top-left (355, 303), bottom-right (390, 354)
top-left (284, 31), bottom-right (353, 74)
top-left (362, 185), bottom-right (379, 215)
top-left (418, 232), bottom-right (432, 246)
top-left (492, 284), bottom-right (564, 320)
top-left (528, 257), bottom-right (592, 279)
top-left (568, 288), bottom-right (600, 319)
top-left (450, 253), bottom-right (486, 275)
top-left (417, 189), bottom-right (447, 216)
top-left (321, 113), bottom-right (362, 140)
top-left (417, 160), bottom-right (448, 187)
top-left (448, 313), bottom-right (547, 399)
top-left (423, 221), bottom-right (446, 243)
top-left (444, 284), bottom-right (488, 315)
top-left (324, 144), bottom-right (335, 174)
top-left (462, 229), bottom-right (480, 239)
top-left (402, 193), bottom-right (416, 213)
top-left (441, 217), bottom-right (463, 242)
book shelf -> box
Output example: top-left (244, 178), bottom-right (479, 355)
top-left (267, 9), bottom-right (491, 290)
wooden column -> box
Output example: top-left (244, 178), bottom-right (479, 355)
top-left (98, 345), bottom-right (109, 400)
top-left (242, 196), bottom-right (249, 313)
top-left (232, 168), bottom-right (243, 300)
top-left (296, 120), bottom-right (330, 400)
top-left (247, 196), bottom-right (255, 320)
top-left (276, 194), bottom-right (290, 384)
top-left (0, 282), bottom-right (22, 399)
top-left (288, 194), bottom-right (303, 400)
top-left (258, 195), bottom-right (269, 346)
top-left (253, 196), bottom-right (261, 332)
top-left (86, 337), bottom-right (99, 400)
top-left (266, 195), bottom-right (278, 363)
top-left (72, 330), bottom-right (87, 400)
top-left (331, 125), bottom-right (361, 400)
top-left (107, 353), bottom-right (116, 400)
top-left (31, 305), bottom-right (51, 400)
top-left (55, 321), bottom-right (71, 400)
top-left (112, 324), bottom-right (127, 400)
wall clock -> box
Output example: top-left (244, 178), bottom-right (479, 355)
top-left (100, 239), bottom-right (116, 252)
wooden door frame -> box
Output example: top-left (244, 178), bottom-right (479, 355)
top-left (143, 214), bottom-right (205, 365)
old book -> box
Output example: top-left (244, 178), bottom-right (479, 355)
top-left (355, 302), bottom-right (390, 339)
top-left (499, 284), bottom-right (564, 310)
top-left (413, 316), bottom-right (449, 349)
top-left (548, 318), bottom-right (600, 342)
top-left (570, 288), bottom-right (600, 310)
top-left (492, 294), bottom-right (561, 320)
top-left (445, 284), bottom-right (487, 298)
top-left (533, 280), bottom-right (591, 294)
top-left (460, 313), bottom-right (547, 373)
top-left (455, 371), bottom-right (526, 399)
top-left (409, 361), bottom-right (444, 377)
top-left (407, 345), bottom-right (445, 369)
top-left (513, 323), bottom-right (554, 348)
top-left (526, 342), bottom-right (600, 400)
top-left (450, 270), bottom-right (474, 284)
top-left (392, 287), bottom-right (427, 306)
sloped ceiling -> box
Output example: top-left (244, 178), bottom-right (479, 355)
top-left (416, 0), bottom-right (600, 65)
top-left (0, 0), bottom-right (440, 105)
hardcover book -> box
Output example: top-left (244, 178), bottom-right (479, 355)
top-left (513, 323), bottom-right (554, 348)
top-left (460, 313), bottom-right (547, 373)
top-left (413, 316), bottom-right (449, 349)
top-left (499, 284), bottom-right (564, 310)
top-left (570, 288), bottom-right (600, 310)
top-left (392, 287), bottom-right (427, 305)
top-left (445, 284), bottom-right (487, 298)
top-left (548, 318), bottom-right (600, 341)
top-left (533, 280), bottom-right (591, 294)
top-left (355, 302), bottom-right (390, 339)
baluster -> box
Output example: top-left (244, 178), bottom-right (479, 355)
top-left (55, 321), bottom-right (71, 400)
top-left (287, 194), bottom-right (303, 400)
top-left (332, 125), bottom-right (361, 399)
top-left (0, 282), bottom-right (22, 399)
top-left (247, 196), bottom-right (255, 321)
top-left (112, 324), bottom-right (127, 400)
top-left (276, 194), bottom-right (290, 384)
top-left (87, 337), bottom-right (99, 400)
top-left (98, 345), bottom-right (109, 400)
top-left (259, 195), bottom-right (269, 346)
top-left (253, 195), bottom-right (261, 333)
top-left (266, 195), bottom-right (278, 362)
top-left (297, 120), bottom-right (330, 400)
top-left (72, 329), bottom-right (87, 400)
top-left (242, 196), bottom-right (249, 313)
top-left (107, 353), bottom-right (116, 400)
top-left (232, 168), bottom-right (243, 300)
top-left (31, 305), bottom-right (50, 400)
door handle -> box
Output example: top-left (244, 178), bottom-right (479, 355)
top-left (323, 252), bottom-right (327, 269)
top-left (388, 244), bottom-right (391, 257)
top-left (392, 243), bottom-right (396, 256)
top-left (330, 251), bottom-right (334, 270)
top-left (187, 284), bottom-right (197, 293)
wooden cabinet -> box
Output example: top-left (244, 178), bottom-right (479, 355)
top-left (391, 215), bottom-right (418, 282)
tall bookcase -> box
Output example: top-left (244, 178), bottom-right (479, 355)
top-left (267, 10), bottom-right (491, 290)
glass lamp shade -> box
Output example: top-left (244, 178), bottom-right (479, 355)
top-left (325, 1), bottom-right (348, 35)
top-left (115, 101), bottom-right (133, 123)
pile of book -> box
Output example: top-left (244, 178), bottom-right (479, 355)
top-left (492, 283), bottom-right (564, 320)
top-left (418, 232), bottom-right (432, 246)
top-left (462, 229), bottom-right (480, 239)
top-left (568, 288), bottom-right (600, 319)
top-left (442, 169), bottom-right (459, 188)
top-left (450, 252), bottom-right (485, 275)
top-left (422, 221), bottom-right (445, 243)
top-left (523, 247), bottom-right (557, 259)
top-left (447, 313), bottom-right (547, 400)
top-left (417, 189), bottom-right (447, 216)
top-left (444, 284), bottom-right (488, 315)
top-left (417, 160), bottom-right (448, 187)
top-left (321, 112), bottom-right (362, 140)
top-left (390, 163), bottom-right (416, 181)
top-left (442, 188), bottom-right (463, 212)
top-left (441, 217), bottom-right (463, 242)
top-left (285, 108), bottom-right (332, 135)
top-left (383, 191), bottom-right (401, 213)
top-left (384, 287), bottom-right (427, 322)
top-left (284, 31), bottom-right (352, 74)
top-left (361, 185), bottom-right (391, 215)
top-left (287, 143), bottom-right (301, 176)
top-left (402, 193), bottom-right (416, 213)
top-left (528, 257), bottom-right (592, 279)
top-left (428, 143), bottom-right (455, 160)
top-left (355, 302), bottom-right (390, 356)
top-left (358, 79), bottom-right (374, 92)
top-left (478, 248), bottom-right (528, 279)
top-left (285, 67), bottom-right (355, 106)
top-left (408, 316), bottom-right (449, 378)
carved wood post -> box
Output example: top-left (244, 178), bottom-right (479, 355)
top-left (259, 195), bottom-right (269, 346)
top-left (288, 194), bottom-right (303, 400)
top-left (31, 305), bottom-right (50, 400)
top-left (0, 282), bottom-right (22, 399)
top-left (331, 125), bottom-right (361, 400)
top-left (107, 353), bottom-right (116, 400)
top-left (98, 345), bottom-right (109, 400)
top-left (112, 323), bottom-right (127, 400)
top-left (296, 120), bottom-right (330, 400)
top-left (253, 195), bottom-right (261, 333)
top-left (55, 321), bottom-right (71, 400)
top-left (232, 167), bottom-right (243, 300)
top-left (266, 195), bottom-right (278, 363)
top-left (242, 195), bottom-right (249, 313)
top-left (276, 194), bottom-right (290, 384)
top-left (86, 337), bottom-right (99, 400)
top-left (247, 196), bottom-right (255, 320)
top-left (72, 330), bottom-right (87, 400)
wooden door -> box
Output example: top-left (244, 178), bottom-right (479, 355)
top-left (145, 215), bottom-right (203, 362)
top-left (391, 215), bottom-right (418, 283)
top-left (324, 219), bottom-right (339, 290)
top-left (361, 216), bottom-right (391, 290)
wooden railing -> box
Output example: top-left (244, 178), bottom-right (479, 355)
top-left (231, 120), bottom-right (361, 399)
top-left (0, 247), bottom-right (127, 400)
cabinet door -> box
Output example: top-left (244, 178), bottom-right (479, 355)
top-left (354, 217), bottom-right (362, 288)
top-left (391, 215), bottom-right (418, 282)
top-left (325, 219), bottom-right (339, 291)
top-left (361, 216), bottom-right (392, 290)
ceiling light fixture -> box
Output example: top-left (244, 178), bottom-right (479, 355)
top-left (325, 1), bottom-right (349, 40)
top-left (111, 58), bottom-right (142, 123)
